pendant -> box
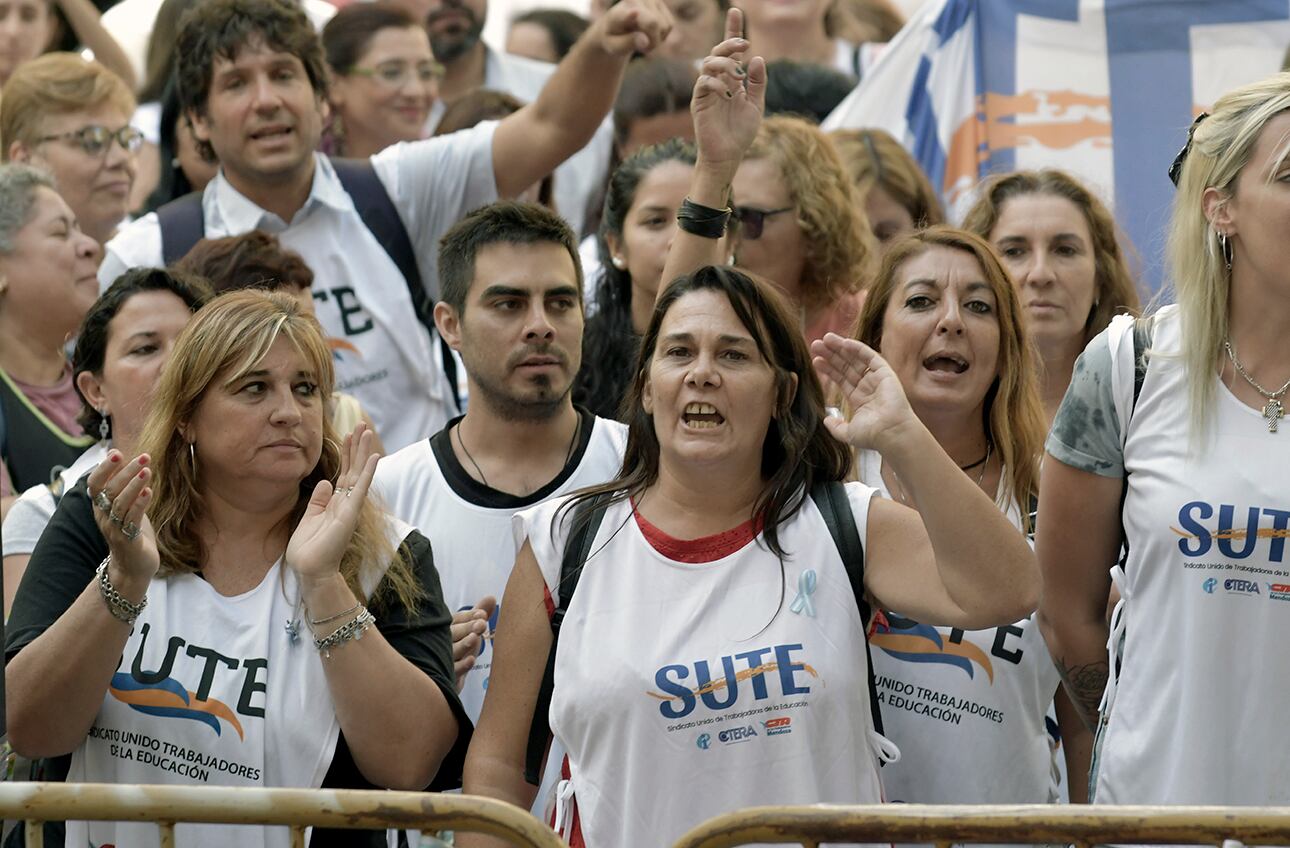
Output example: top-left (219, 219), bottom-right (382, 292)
top-left (1264, 398), bottom-right (1284, 433)
top-left (285, 618), bottom-right (301, 644)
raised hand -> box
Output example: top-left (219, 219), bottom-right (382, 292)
top-left (811, 333), bottom-right (922, 453)
top-left (596, 0), bottom-right (673, 56)
top-left (693, 8), bottom-right (766, 172)
top-left (86, 450), bottom-right (160, 584)
top-left (286, 423), bottom-right (380, 589)
top-left (451, 595), bottom-right (498, 690)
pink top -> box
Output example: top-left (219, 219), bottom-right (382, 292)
top-left (1, 366), bottom-right (85, 498)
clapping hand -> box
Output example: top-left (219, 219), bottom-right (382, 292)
top-left (595, 0), bottom-right (673, 56)
top-left (87, 450), bottom-right (160, 583)
top-left (693, 8), bottom-right (766, 172)
top-left (811, 333), bottom-right (922, 453)
top-left (286, 423), bottom-right (379, 588)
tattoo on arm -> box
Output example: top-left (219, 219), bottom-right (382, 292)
top-left (1055, 658), bottom-right (1108, 733)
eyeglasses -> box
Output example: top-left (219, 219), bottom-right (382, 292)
top-left (733, 205), bottom-right (793, 240)
top-left (36, 125), bottom-right (145, 157)
top-left (348, 60), bottom-right (445, 89)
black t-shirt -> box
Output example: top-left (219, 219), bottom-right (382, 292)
top-left (5, 480), bottom-right (471, 848)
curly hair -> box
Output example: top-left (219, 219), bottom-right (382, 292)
top-left (744, 115), bottom-right (875, 313)
top-left (853, 227), bottom-right (1046, 531)
top-left (961, 169), bottom-right (1141, 346)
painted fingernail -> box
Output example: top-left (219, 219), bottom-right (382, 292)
top-left (139, 468), bottom-right (150, 480)
top-left (138, 455), bottom-right (149, 466)
top-left (109, 451), bottom-right (120, 463)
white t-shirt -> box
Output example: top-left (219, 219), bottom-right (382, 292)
top-left (2, 443), bottom-right (105, 558)
top-left (372, 408), bottom-right (627, 818)
top-left (428, 47), bottom-right (613, 238)
top-left (99, 127), bottom-right (499, 453)
top-left (857, 451), bottom-right (1061, 819)
top-left (1052, 307), bottom-right (1290, 806)
top-left (514, 483), bottom-right (892, 848)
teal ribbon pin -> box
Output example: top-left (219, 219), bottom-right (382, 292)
top-left (790, 569), bottom-right (817, 617)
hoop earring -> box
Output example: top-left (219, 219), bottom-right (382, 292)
top-left (1219, 231), bottom-right (1233, 271)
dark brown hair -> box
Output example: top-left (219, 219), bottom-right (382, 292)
top-left (560, 265), bottom-right (852, 557)
top-left (174, 231), bottom-right (315, 295)
top-left (510, 8), bottom-right (589, 60)
top-left (322, 2), bottom-right (420, 75)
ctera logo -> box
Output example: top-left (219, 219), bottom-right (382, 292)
top-left (1202, 578), bottom-right (1218, 594)
top-left (718, 725), bottom-right (759, 744)
top-left (695, 733), bottom-right (711, 750)
top-left (1224, 578), bottom-right (1260, 596)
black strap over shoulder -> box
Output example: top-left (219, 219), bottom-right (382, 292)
top-left (155, 159), bottom-right (460, 409)
top-left (156, 191), bottom-right (206, 265)
top-left (809, 481), bottom-right (883, 737)
top-left (524, 493), bottom-right (613, 786)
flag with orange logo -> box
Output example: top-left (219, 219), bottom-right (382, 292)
top-left (822, 0), bottom-right (1290, 290)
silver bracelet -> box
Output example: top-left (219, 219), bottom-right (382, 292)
top-left (309, 602), bottom-right (362, 627)
top-left (314, 607), bottom-right (376, 658)
top-left (96, 556), bottom-right (147, 626)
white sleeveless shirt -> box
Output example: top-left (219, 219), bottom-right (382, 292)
top-left (856, 451), bottom-right (1061, 814)
top-left (66, 523), bottom-right (411, 848)
top-left (514, 483), bottom-right (893, 848)
top-left (1093, 307), bottom-right (1290, 804)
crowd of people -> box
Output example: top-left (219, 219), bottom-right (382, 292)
top-left (0, 0), bottom-right (1288, 845)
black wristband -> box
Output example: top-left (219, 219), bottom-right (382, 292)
top-left (677, 197), bottom-right (731, 239)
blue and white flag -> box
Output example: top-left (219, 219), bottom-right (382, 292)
top-left (823, 0), bottom-right (1290, 290)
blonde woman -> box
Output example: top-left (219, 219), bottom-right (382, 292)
top-left (6, 291), bottom-right (466, 848)
top-left (963, 169), bottom-right (1141, 426)
top-left (1038, 72), bottom-right (1290, 806)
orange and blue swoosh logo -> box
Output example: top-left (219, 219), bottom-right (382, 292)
top-left (872, 619), bottom-right (994, 683)
top-left (327, 337), bottom-right (362, 361)
top-left (109, 673), bottom-right (245, 740)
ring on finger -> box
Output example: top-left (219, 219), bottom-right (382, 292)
top-left (94, 490), bottom-right (113, 513)
top-left (121, 520), bottom-right (142, 541)
top-left (109, 509), bottom-right (125, 525)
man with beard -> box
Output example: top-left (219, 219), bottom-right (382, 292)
top-left (373, 201), bottom-right (627, 816)
top-left (406, 0), bottom-right (614, 236)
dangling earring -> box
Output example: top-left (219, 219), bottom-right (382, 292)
top-left (188, 442), bottom-right (197, 481)
top-left (1219, 231), bottom-right (1233, 271)
top-left (98, 410), bottom-right (110, 442)
top-left (611, 255), bottom-right (627, 270)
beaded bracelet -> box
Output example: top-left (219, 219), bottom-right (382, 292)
top-left (96, 556), bottom-right (148, 626)
top-left (314, 607), bottom-right (376, 658)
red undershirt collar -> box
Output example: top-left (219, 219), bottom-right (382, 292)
top-left (631, 499), bottom-right (762, 563)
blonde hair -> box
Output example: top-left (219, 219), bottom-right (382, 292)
top-left (831, 128), bottom-right (945, 230)
top-left (853, 226), bottom-right (1046, 531)
top-left (745, 115), bottom-right (875, 312)
top-left (1168, 72), bottom-right (1290, 440)
top-left (136, 290), bottom-right (422, 610)
top-left (0, 52), bottom-right (137, 158)
top-left (961, 168), bottom-right (1141, 346)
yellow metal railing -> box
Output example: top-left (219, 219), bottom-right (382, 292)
top-left (671, 804), bottom-right (1290, 848)
top-left (0, 782), bottom-right (565, 848)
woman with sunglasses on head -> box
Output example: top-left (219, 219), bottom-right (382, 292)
top-left (833, 128), bottom-right (945, 255)
top-left (1, 52), bottom-right (141, 248)
top-left (963, 170), bottom-right (1140, 428)
top-left (322, 2), bottom-right (440, 159)
top-left (0, 164), bottom-right (101, 523)
top-left (661, 30), bottom-right (873, 343)
top-left (1038, 73), bottom-right (1290, 808)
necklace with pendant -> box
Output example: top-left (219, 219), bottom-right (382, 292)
top-left (1224, 339), bottom-right (1289, 433)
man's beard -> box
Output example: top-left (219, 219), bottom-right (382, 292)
top-left (470, 367), bottom-right (573, 422)
top-left (427, 13), bottom-right (484, 62)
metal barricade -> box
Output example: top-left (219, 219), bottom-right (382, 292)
top-left (0, 782), bottom-right (565, 848)
top-left (671, 804), bottom-right (1290, 848)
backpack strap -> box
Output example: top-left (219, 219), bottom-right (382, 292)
top-left (331, 158), bottom-right (461, 411)
top-left (524, 492), bottom-right (613, 785)
top-left (809, 481), bottom-right (884, 738)
top-left (156, 191), bottom-right (206, 266)
top-left (1118, 315), bottom-right (1154, 568)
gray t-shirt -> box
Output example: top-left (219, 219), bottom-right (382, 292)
top-left (1045, 327), bottom-right (1126, 478)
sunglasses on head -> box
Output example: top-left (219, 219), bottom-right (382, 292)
top-left (733, 205), bottom-right (793, 240)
